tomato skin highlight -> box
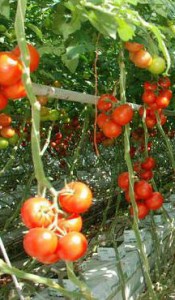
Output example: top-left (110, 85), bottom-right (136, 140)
top-left (59, 182), bottom-right (93, 214)
top-left (1, 126), bottom-right (15, 138)
top-left (56, 232), bottom-right (88, 261)
top-left (0, 52), bottom-right (23, 86)
top-left (132, 49), bottom-right (152, 68)
top-left (134, 180), bottom-right (153, 200)
top-left (21, 197), bottom-right (54, 229)
top-left (12, 43), bottom-right (40, 72)
top-left (112, 104), bottom-right (133, 126)
top-left (23, 228), bottom-right (58, 258)
top-left (145, 192), bottom-right (164, 210)
top-left (142, 90), bottom-right (156, 105)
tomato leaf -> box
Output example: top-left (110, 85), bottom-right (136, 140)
top-left (117, 19), bottom-right (135, 41)
top-left (0, 0), bottom-right (10, 19)
top-left (61, 54), bottom-right (79, 73)
top-left (27, 23), bottom-right (43, 40)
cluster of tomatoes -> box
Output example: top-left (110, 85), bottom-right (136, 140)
top-left (118, 156), bottom-right (164, 219)
top-left (0, 43), bottom-right (39, 105)
top-left (138, 77), bottom-right (172, 129)
top-left (124, 41), bottom-right (166, 74)
top-left (96, 94), bottom-right (133, 139)
top-left (0, 113), bottom-right (19, 149)
top-left (21, 181), bottom-right (93, 264)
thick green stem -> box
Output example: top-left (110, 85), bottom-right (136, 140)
top-left (0, 259), bottom-right (80, 299)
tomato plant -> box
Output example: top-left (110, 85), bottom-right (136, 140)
top-left (147, 57), bottom-right (166, 74)
top-left (134, 180), bottom-right (153, 200)
top-left (102, 119), bottom-right (122, 138)
top-left (145, 192), bottom-right (164, 210)
top-left (0, 94), bottom-right (8, 110)
top-left (118, 172), bottom-right (129, 190)
top-left (131, 49), bottom-right (152, 68)
top-left (1, 80), bottom-right (26, 99)
top-left (0, 52), bottom-right (23, 86)
top-left (12, 43), bottom-right (40, 72)
top-left (97, 94), bottom-right (118, 112)
top-left (57, 214), bottom-right (83, 233)
top-left (112, 104), bottom-right (133, 126)
top-left (130, 202), bottom-right (149, 219)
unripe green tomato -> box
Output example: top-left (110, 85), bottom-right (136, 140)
top-left (147, 57), bottom-right (166, 74)
top-left (0, 25), bottom-right (6, 33)
top-left (48, 109), bottom-right (60, 121)
top-left (40, 106), bottom-right (50, 117)
top-left (8, 133), bottom-right (19, 146)
top-left (40, 115), bottom-right (50, 122)
top-left (0, 137), bottom-right (9, 149)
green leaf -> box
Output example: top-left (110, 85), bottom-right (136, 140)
top-left (117, 19), bottom-right (135, 41)
top-left (0, 0), bottom-right (10, 19)
top-left (87, 10), bottom-right (117, 39)
top-left (61, 53), bottom-right (79, 73)
top-left (27, 23), bottom-right (43, 40)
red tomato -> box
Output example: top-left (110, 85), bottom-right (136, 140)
top-left (159, 89), bottom-right (172, 101)
top-left (1, 126), bottom-right (15, 138)
top-left (59, 182), bottom-right (93, 214)
top-left (141, 157), bottom-right (156, 170)
top-left (56, 232), bottom-right (88, 261)
top-left (134, 180), bottom-right (153, 200)
top-left (97, 113), bottom-right (109, 129)
top-left (139, 169), bottom-right (153, 181)
top-left (97, 94), bottom-right (118, 112)
top-left (0, 113), bottom-right (12, 127)
top-left (159, 113), bottom-right (167, 126)
top-left (1, 80), bottom-right (26, 100)
top-left (145, 192), bottom-right (163, 210)
top-left (36, 253), bottom-right (61, 264)
top-left (142, 90), bottom-right (156, 105)
top-left (124, 42), bottom-right (143, 52)
top-left (0, 52), bottom-right (23, 86)
top-left (130, 202), bottom-right (149, 219)
top-left (143, 82), bottom-right (157, 91)
top-left (57, 214), bottom-right (82, 233)
top-left (132, 49), bottom-right (152, 68)
top-left (21, 197), bottom-right (54, 229)
top-left (102, 120), bottom-right (122, 138)
top-left (158, 77), bottom-right (171, 89)
top-left (118, 172), bottom-right (129, 190)
top-left (156, 95), bottom-right (170, 109)
top-left (145, 116), bottom-right (157, 129)
top-left (112, 104), bottom-right (133, 126)
top-left (23, 228), bottom-right (58, 258)
top-left (0, 94), bottom-right (8, 110)
top-left (12, 43), bottom-right (40, 72)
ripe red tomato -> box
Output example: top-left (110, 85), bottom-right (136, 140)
top-left (158, 77), bottom-right (171, 89)
top-left (145, 192), bottom-right (163, 210)
top-left (59, 182), bottom-right (92, 214)
top-left (124, 42), bottom-right (143, 52)
top-left (141, 157), bottom-right (156, 170)
top-left (12, 43), bottom-right (40, 72)
top-left (36, 252), bottom-right (61, 264)
top-left (21, 197), bottom-right (54, 229)
top-left (0, 113), bottom-right (12, 127)
top-left (112, 104), bottom-right (133, 126)
top-left (102, 120), bottom-right (122, 138)
top-left (159, 113), bottom-right (167, 126)
top-left (139, 169), bottom-right (153, 181)
top-left (0, 52), bottom-right (23, 86)
top-left (147, 57), bottom-right (166, 74)
top-left (97, 94), bottom-right (118, 112)
top-left (145, 116), bottom-right (157, 129)
top-left (132, 49), bottom-right (152, 68)
top-left (23, 228), bottom-right (58, 258)
top-left (97, 113), bottom-right (109, 129)
top-left (118, 172), bottom-right (129, 190)
top-left (56, 232), bottom-right (88, 261)
top-left (156, 95), bottom-right (170, 109)
top-left (142, 90), bottom-right (156, 105)
top-left (130, 202), bottom-right (149, 219)
top-left (134, 180), bottom-right (153, 200)
top-left (57, 214), bottom-right (82, 233)
top-left (1, 80), bottom-right (26, 100)
top-left (1, 126), bottom-right (15, 138)
top-left (0, 94), bottom-right (8, 110)
top-left (159, 89), bottom-right (172, 101)
top-left (143, 82), bottom-right (157, 91)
